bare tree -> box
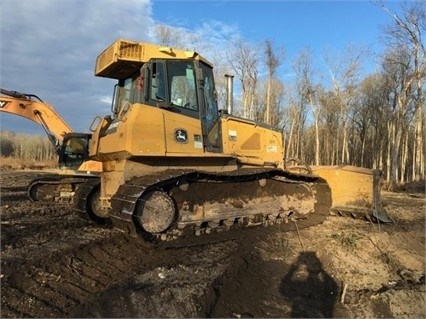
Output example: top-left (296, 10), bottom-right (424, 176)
top-left (355, 74), bottom-right (391, 169)
top-left (227, 39), bottom-right (258, 120)
top-left (269, 79), bottom-right (285, 128)
top-left (0, 132), bottom-right (56, 162)
top-left (257, 78), bottom-right (285, 128)
top-left (324, 45), bottom-right (364, 165)
top-left (153, 23), bottom-right (207, 52)
top-left (381, 48), bottom-right (417, 188)
top-left (377, 0), bottom-right (425, 183)
top-left (319, 91), bottom-right (341, 165)
top-left (154, 24), bottom-right (175, 46)
top-left (292, 48), bottom-right (323, 165)
top-left (263, 40), bottom-right (283, 125)
top-left (282, 90), bottom-right (303, 161)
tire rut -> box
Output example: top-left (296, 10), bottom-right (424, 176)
top-left (1, 174), bottom-right (164, 317)
top-left (1, 183), bottom-right (231, 319)
top-left (2, 232), bottom-right (153, 317)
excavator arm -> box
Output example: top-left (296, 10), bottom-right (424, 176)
top-left (0, 88), bottom-right (73, 153)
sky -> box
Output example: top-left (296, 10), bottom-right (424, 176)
top-left (0, 0), bottom-right (404, 136)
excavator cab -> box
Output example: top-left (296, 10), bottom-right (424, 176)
top-left (59, 133), bottom-right (92, 169)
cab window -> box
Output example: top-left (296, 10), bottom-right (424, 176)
top-left (114, 74), bottom-right (144, 115)
top-left (61, 136), bottom-right (88, 168)
top-left (168, 61), bottom-right (198, 110)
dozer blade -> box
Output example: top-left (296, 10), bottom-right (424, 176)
top-left (311, 165), bottom-right (393, 223)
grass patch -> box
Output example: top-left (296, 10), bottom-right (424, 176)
top-left (331, 231), bottom-right (360, 249)
top-left (256, 234), bottom-right (292, 260)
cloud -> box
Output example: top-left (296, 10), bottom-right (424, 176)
top-left (0, 0), bottom-right (246, 135)
top-left (1, 0), bottom-right (154, 133)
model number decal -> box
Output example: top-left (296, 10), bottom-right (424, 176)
top-left (194, 134), bottom-right (203, 149)
top-left (267, 145), bottom-right (278, 153)
top-left (228, 129), bottom-right (237, 142)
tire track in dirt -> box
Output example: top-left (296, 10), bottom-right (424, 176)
top-left (2, 224), bottom-right (159, 317)
top-left (1, 172), bottom-right (165, 317)
top-left (1, 174), bottom-right (238, 318)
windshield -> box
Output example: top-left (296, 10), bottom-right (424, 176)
top-left (112, 60), bottom-right (217, 121)
top-left (167, 61), bottom-right (198, 110)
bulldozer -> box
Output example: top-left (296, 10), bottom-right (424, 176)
top-left (0, 88), bottom-right (102, 203)
top-left (71, 39), bottom-right (390, 243)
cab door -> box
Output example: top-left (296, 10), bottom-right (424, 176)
top-left (199, 62), bottom-right (221, 153)
top-left (162, 60), bottom-right (204, 155)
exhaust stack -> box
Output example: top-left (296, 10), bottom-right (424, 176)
top-left (225, 74), bottom-right (234, 115)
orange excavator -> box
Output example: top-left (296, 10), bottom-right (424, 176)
top-left (0, 88), bottom-right (102, 203)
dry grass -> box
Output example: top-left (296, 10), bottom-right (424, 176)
top-left (0, 156), bottom-right (57, 171)
top-left (256, 233), bottom-right (292, 261)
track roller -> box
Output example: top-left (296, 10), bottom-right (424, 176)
top-left (134, 191), bottom-right (177, 234)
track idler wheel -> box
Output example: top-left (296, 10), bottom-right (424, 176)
top-left (86, 186), bottom-right (109, 224)
top-left (134, 191), bottom-right (176, 234)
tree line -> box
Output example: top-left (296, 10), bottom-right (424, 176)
top-left (0, 131), bottom-right (57, 163)
top-left (153, 0), bottom-right (424, 190)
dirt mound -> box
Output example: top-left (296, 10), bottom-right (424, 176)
top-left (1, 170), bottom-right (425, 318)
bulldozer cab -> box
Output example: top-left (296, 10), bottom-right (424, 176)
top-left (111, 59), bottom-right (221, 153)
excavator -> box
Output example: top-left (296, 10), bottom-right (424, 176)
top-left (0, 88), bottom-right (102, 203)
top-left (70, 39), bottom-right (390, 243)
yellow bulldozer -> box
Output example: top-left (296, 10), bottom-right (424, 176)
top-left (69, 39), bottom-right (391, 243)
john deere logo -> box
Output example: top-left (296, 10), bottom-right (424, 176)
top-left (174, 129), bottom-right (188, 143)
top-left (0, 100), bottom-right (9, 108)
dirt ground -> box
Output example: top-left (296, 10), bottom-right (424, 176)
top-left (0, 170), bottom-right (425, 318)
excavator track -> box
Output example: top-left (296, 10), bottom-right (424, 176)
top-left (28, 174), bottom-right (98, 204)
top-left (75, 168), bottom-right (332, 244)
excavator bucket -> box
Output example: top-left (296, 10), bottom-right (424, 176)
top-left (310, 165), bottom-right (393, 223)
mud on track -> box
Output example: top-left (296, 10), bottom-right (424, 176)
top-left (1, 170), bottom-right (425, 318)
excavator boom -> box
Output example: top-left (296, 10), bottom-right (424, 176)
top-left (0, 88), bottom-right (72, 151)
